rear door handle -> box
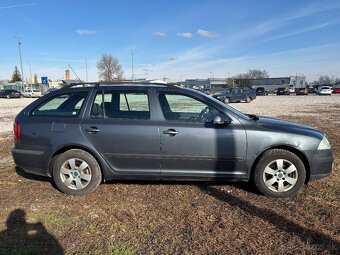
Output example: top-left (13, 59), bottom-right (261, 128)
top-left (162, 129), bottom-right (178, 136)
top-left (85, 126), bottom-right (100, 134)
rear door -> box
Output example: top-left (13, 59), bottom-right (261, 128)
top-left (80, 88), bottom-right (160, 175)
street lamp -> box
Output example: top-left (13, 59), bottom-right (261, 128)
top-left (15, 37), bottom-right (24, 91)
top-left (180, 74), bottom-right (186, 86)
top-left (130, 49), bottom-right (134, 81)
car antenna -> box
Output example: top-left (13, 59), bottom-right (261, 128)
top-left (68, 64), bottom-right (84, 84)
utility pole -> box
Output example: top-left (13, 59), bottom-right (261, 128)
top-left (15, 37), bottom-right (24, 91)
top-left (28, 63), bottom-right (32, 87)
top-left (85, 58), bottom-right (88, 82)
top-left (130, 49), bottom-right (134, 81)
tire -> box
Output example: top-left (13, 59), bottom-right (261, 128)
top-left (245, 97), bottom-right (251, 103)
top-left (252, 149), bottom-right (306, 197)
top-left (224, 97), bottom-right (230, 104)
top-left (53, 149), bottom-right (102, 195)
top-left (6, 95), bottom-right (10, 99)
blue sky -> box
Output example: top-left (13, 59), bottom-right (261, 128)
top-left (1, 0), bottom-right (340, 82)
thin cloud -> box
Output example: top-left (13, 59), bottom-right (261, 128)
top-left (197, 29), bottom-right (220, 38)
top-left (230, 2), bottom-right (340, 42)
top-left (75, 29), bottom-right (97, 36)
top-left (177, 32), bottom-right (193, 38)
top-left (260, 20), bottom-right (340, 43)
top-left (0, 3), bottom-right (35, 10)
top-left (154, 31), bottom-right (166, 37)
top-left (168, 57), bottom-right (177, 61)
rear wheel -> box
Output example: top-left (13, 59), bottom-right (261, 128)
top-left (224, 97), bottom-right (230, 104)
top-left (6, 95), bottom-right (10, 99)
top-left (53, 149), bottom-right (102, 195)
top-left (252, 149), bottom-right (306, 197)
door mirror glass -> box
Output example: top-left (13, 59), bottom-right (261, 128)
top-left (213, 114), bottom-right (232, 125)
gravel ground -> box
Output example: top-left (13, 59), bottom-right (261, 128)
top-left (0, 98), bottom-right (37, 134)
top-left (230, 94), bottom-right (340, 117)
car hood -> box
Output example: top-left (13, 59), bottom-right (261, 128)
top-left (253, 116), bottom-right (324, 139)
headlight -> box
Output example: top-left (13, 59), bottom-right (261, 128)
top-left (318, 136), bottom-right (331, 150)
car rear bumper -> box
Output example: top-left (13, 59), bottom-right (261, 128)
top-left (12, 147), bottom-right (51, 177)
top-left (305, 149), bottom-right (333, 182)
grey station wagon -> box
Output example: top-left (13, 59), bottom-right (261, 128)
top-left (12, 83), bottom-right (333, 197)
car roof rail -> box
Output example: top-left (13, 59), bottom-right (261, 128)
top-left (60, 81), bottom-right (179, 90)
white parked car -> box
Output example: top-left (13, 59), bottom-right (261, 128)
top-left (318, 86), bottom-right (332, 96)
top-left (23, 89), bottom-right (42, 98)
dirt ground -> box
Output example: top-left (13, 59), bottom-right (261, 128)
top-left (0, 96), bottom-right (339, 254)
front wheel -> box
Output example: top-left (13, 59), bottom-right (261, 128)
top-left (245, 97), bottom-right (251, 103)
top-left (252, 149), bottom-right (306, 197)
top-left (53, 149), bottom-right (102, 195)
top-left (224, 97), bottom-right (230, 104)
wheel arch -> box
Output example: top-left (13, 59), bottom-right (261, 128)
top-left (250, 145), bottom-right (311, 184)
top-left (48, 144), bottom-right (107, 181)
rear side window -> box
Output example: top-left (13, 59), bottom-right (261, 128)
top-left (91, 90), bottom-right (150, 119)
top-left (32, 92), bottom-right (88, 117)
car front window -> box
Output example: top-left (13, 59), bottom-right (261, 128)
top-left (158, 92), bottom-right (220, 123)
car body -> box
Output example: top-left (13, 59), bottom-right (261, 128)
top-left (332, 87), bottom-right (340, 93)
top-left (318, 86), bottom-right (332, 96)
top-left (23, 89), bottom-right (42, 98)
top-left (276, 87), bottom-right (290, 95)
top-left (0, 89), bottom-right (21, 98)
top-left (212, 88), bottom-right (256, 103)
top-left (12, 83), bottom-right (333, 197)
top-left (255, 87), bottom-right (268, 96)
top-left (295, 88), bottom-right (309, 96)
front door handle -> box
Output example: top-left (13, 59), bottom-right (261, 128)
top-left (162, 129), bottom-right (178, 136)
top-left (85, 126), bottom-right (100, 134)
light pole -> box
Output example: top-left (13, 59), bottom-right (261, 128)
top-left (209, 72), bottom-right (214, 90)
top-left (85, 58), bottom-right (88, 82)
top-left (180, 74), bottom-right (186, 86)
top-left (15, 37), bottom-right (24, 91)
top-left (28, 63), bottom-right (32, 87)
top-left (130, 49), bottom-right (134, 81)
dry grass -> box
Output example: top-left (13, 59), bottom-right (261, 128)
top-left (0, 104), bottom-right (339, 255)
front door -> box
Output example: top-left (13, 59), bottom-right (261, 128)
top-left (81, 89), bottom-right (160, 175)
top-left (157, 92), bottom-right (246, 178)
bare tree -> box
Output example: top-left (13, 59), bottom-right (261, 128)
top-left (97, 54), bottom-right (124, 81)
top-left (231, 69), bottom-right (270, 87)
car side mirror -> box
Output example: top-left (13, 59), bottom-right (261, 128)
top-left (213, 114), bottom-right (232, 125)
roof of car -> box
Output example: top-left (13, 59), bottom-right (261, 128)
top-left (60, 82), bottom-right (180, 90)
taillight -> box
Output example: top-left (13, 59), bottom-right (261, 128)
top-left (14, 120), bottom-right (20, 142)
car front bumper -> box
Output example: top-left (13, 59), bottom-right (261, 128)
top-left (305, 149), bottom-right (334, 182)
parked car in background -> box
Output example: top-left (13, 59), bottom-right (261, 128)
top-left (318, 86), bottom-right (332, 96)
top-left (295, 88), bottom-right (309, 96)
top-left (23, 89), bottom-right (42, 98)
top-left (308, 86), bottom-right (316, 93)
top-left (288, 85), bottom-right (295, 94)
top-left (332, 87), bottom-right (340, 93)
top-left (212, 88), bottom-right (256, 103)
top-left (255, 87), bottom-right (268, 96)
top-left (0, 89), bottom-right (21, 98)
top-left (276, 87), bottom-right (290, 95)
top-left (12, 83), bottom-right (333, 197)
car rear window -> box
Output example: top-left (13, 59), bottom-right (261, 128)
top-left (91, 90), bottom-right (150, 119)
top-left (32, 92), bottom-right (88, 117)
